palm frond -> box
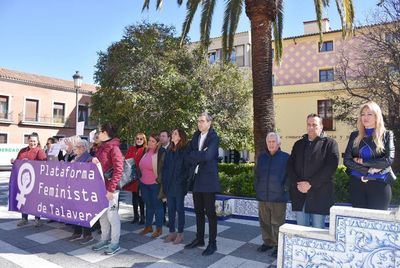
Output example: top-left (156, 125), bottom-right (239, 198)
top-left (273, 0), bottom-right (284, 65)
top-left (221, 0), bottom-right (243, 62)
top-left (142, 0), bottom-right (151, 11)
top-left (180, 0), bottom-right (202, 46)
top-left (156, 0), bottom-right (163, 10)
top-left (200, 0), bottom-right (217, 47)
top-left (335, 0), bottom-right (354, 38)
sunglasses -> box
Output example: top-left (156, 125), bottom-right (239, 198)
top-left (136, 138), bottom-right (144, 140)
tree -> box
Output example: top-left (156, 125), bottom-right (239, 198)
top-left (334, 0), bottom-right (400, 171)
top-left (142, 0), bottom-right (355, 157)
top-left (91, 22), bottom-right (253, 150)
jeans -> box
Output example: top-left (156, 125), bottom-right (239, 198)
top-left (295, 204), bottom-right (326, 229)
top-left (167, 194), bottom-right (185, 233)
top-left (141, 183), bottom-right (164, 228)
top-left (100, 191), bottom-right (121, 244)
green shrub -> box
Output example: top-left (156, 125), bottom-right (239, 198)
top-left (391, 175), bottom-right (400, 205)
top-left (218, 163), bottom-right (254, 176)
top-left (334, 165), bottom-right (350, 203)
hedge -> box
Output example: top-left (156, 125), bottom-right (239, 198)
top-left (218, 163), bottom-right (400, 205)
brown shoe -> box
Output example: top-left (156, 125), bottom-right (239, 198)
top-left (139, 226), bottom-right (153, 235)
top-left (173, 233), bottom-right (184, 244)
top-left (164, 232), bottom-right (177, 243)
top-left (151, 228), bottom-right (162, 238)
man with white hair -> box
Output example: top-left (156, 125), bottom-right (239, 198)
top-left (254, 132), bottom-right (289, 257)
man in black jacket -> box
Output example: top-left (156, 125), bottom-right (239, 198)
top-left (287, 114), bottom-right (339, 229)
top-left (184, 112), bottom-right (221, 256)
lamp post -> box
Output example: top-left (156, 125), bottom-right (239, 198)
top-left (72, 71), bottom-right (83, 136)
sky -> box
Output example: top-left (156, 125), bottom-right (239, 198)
top-left (0, 0), bottom-right (380, 85)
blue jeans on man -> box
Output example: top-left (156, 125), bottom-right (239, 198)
top-left (140, 183), bottom-right (164, 228)
top-left (295, 204), bottom-right (326, 229)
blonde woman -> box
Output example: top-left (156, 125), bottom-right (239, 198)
top-left (344, 101), bottom-right (395, 210)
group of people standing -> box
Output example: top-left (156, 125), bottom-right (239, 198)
top-left (11, 101), bottom-right (395, 258)
top-left (254, 101), bottom-right (396, 257)
top-left (90, 112), bottom-right (220, 256)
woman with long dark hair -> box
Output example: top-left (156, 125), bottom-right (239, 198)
top-left (162, 128), bottom-right (188, 244)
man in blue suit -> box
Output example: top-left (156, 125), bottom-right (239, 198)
top-left (185, 112), bottom-right (221, 256)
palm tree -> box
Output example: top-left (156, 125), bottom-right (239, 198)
top-left (143, 0), bottom-right (355, 157)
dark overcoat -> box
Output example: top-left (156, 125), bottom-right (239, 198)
top-left (287, 134), bottom-right (339, 215)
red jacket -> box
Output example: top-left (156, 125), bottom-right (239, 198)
top-left (123, 145), bottom-right (145, 192)
top-left (17, 146), bottom-right (46, 161)
top-left (96, 138), bottom-right (123, 193)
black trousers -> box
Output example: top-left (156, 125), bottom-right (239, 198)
top-left (132, 192), bottom-right (144, 218)
top-left (22, 213), bottom-right (39, 220)
top-left (350, 176), bottom-right (392, 210)
top-left (73, 225), bottom-right (92, 237)
top-left (193, 192), bottom-right (217, 244)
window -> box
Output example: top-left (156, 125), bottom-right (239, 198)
top-left (319, 41), bottom-right (333, 52)
top-left (53, 102), bottom-right (65, 123)
top-left (25, 99), bottom-right (39, 121)
top-left (0, 96), bottom-right (9, 119)
top-left (319, 69), bottom-right (334, 82)
top-left (78, 105), bottom-right (89, 126)
top-left (0, 133), bottom-right (7, 144)
top-left (208, 51), bottom-right (217, 64)
top-left (234, 45), bottom-right (245, 67)
top-left (230, 48), bottom-right (236, 63)
top-left (23, 134), bottom-right (30, 144)
top-left (318, 99), bottom-right (334, 131)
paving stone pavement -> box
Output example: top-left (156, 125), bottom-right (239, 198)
top-left (0, 172), bottom-right (277, 267)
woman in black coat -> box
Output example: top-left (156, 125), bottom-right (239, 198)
top-left (162, 128), bottom-right (188, 244)
top-left (344, 101), bottom-right (395, 210)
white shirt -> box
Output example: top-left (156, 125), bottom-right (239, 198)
top-left (195, 131), bottom-right (208, 174)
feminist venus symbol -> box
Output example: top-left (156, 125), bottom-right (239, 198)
top-left (16, 162), bottom-right (35, 209)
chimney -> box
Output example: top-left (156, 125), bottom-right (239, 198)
top-left (303, 18), bottom-right (330, 35)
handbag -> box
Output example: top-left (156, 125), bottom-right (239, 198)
top-left (104, 158), bottom-right (138, 190)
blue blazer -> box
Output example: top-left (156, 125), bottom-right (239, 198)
top-left (187, 127), bottom-right (221, 193)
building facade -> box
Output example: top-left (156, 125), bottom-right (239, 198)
top-left (0, 68), bottom-right (96, 145)
top-left (194, 19), bottom-right (363, 158)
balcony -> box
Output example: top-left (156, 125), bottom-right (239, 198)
top-left (0, 112), bottom-right (13, 124)
top-left (18, 113), bottom-right (97, 129)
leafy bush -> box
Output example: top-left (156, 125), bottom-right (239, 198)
top-left (218, 163), bottom-right (254, 176)
top-left (334, 165), bottom-right (350, 203)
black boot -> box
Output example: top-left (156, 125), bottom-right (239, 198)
top-left (202, 242), bottom-right (217, 256)
top-left (184, 238), bottom-right (205, 249)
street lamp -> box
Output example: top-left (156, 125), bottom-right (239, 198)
top-left (72, 71), bottom-right (83, 136)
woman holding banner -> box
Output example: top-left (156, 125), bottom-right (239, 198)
top-left (68, 139), bottom-right (95, 245)
top-left (91, 123), bottom-right (123, 255)
top-left (12, 132), bottom-right (46, 227)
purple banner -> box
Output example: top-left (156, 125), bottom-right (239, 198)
top-left (9, 160), bottom-right (109, 227)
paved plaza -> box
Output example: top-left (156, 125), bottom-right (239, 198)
top-left (0, 172), bottom-right (277, 267)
